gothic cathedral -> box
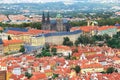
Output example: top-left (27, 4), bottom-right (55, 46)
top-left (41, 12), bottom-right (70, 32)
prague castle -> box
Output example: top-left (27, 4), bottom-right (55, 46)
top-left (41, 12), bottom-right (70, 32)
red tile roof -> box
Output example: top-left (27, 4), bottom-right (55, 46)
top-left (53, 45), bottom-right (71, 50)
top-left (70, 26), bottom-right (98, 32)
top-left (7, 29), bottom-right (56, 35)
top-left (7, 30), bottom-right (27, 35)
top-left (31, 72), bottom-right (47, 79)
top-left (112, 56), bottom-right (120, 61)
top-left (72, 52), bottom-right (82, 57)
top-left (30, 76), bottom-right (38, 80)
top-left (81, 63), bottom-right (103, 69)
top-left (28, 29), bottom-right (55, 34)
top-left (9, 15), bottom-right (27, 21)
top-left (86, 54), bottom-right (105, 59)
top-left (3, 40), bottom-right (23, 46)
top-left (0, 27), bottom-right (3, 30)
top-left (0, 14), bottom-right (9, 22)
top-left (70, 27), bottom-right (80, 31)
top-left (98, 26), bottom-right (115, 31)
top-left (80, 26), bottom-right (98, 32)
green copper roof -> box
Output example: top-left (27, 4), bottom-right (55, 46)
top-left (56, 14), bottom-right (63, 18)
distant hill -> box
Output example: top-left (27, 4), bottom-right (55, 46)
top-left (0, 2), bottom-right (119, 15)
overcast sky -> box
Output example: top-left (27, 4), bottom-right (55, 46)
top-left (0, 0), bottom-right (71, 3)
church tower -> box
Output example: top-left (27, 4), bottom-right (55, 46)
top-left (47, 12), bottom-right (50, 23)
top-left (41, 12), bottom-right (46, 30)
top-left (41, 12), bottom-right (51, 30)
top-left (46, 12), bottom-right (51, 30)
top-left (56, 14), bottom-right (66, 31)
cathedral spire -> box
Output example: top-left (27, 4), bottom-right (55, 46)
top-left (42, 11), bottom-right (45, 24)
top-left (47, 12), bottom-right (50, 23)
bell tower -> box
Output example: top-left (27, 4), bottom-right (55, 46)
top-left (56, 14), bottom-right (65, 31)
top-left (41, 12), bottom-right (46, 30)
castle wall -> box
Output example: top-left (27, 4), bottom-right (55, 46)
top-left (44, 30), bottom-right (82, 45)
top-left (30, 36), bottom-right (45, 46)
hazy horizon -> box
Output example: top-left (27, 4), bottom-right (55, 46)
top-left (0, 0), bottom-right (71, 3)
top-left (0, 0), bottom-right (119, 4)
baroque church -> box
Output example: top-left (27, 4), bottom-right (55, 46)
top-left (41, 12), bottom-right (70, 32)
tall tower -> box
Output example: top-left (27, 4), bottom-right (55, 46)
top-left (47, 12), bottom-right (50, 24)
top-left (46, 12), bottom-right (51, 30)
top-left (42, 12), bottom-right (46, 30)
top-left (56, 14), bottom-right (65, 31)
top-left (42, 12), bottom-right (45, 23)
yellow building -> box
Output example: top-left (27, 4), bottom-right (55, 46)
top-left (6, 72), bottom-right (11, 80)
top-left (3, 40), bottom-right (23, 54)
top-left (7, 29), bottom-right (47, 45)
top-left (44, 70), bottom-right (53, 77)
top-left (8, 33), bottom-right (31, 44)
top-left (81, 63), bottom-right (104, 73)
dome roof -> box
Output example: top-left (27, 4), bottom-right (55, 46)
top-left (56, 14), bottom-right (63, 18)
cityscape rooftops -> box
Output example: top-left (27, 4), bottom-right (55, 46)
top-left (0, 14), bottom-right (9, 22)
top-left (8, 15), bottom-right (27, 21)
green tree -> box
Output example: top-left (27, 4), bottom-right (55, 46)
top-left (107, 32), bottom-right (120, 48)
top-left (8, 35), bottom-right (12, 40)
top-left (106, 67), bottom-right (115, 74)
top-left (73, 48), bottom-right (78, 53)
top-left (19, 46), bottom-right (25, 52)
top-left (76, 35), bottom-right (95, 45)
top-left (45, 43), bottom-right (50, 50)
top-left (52, 74), bottom-right (59, 79)
top-left (63, 37), bottom-right (70, 45)
top-left (107, 38), bottom-right (120, 48)
top-left (25, 72), bottom-right (33, 79)
top-left (75, 40), bottom-right (79, 46)
top-left (0, 30), bottom-right (3, 33)
top-left (0, 22), bottom-right (41, 29)
top-left (51, 47), bottom-right (57, 55)
top-left (71, 56), bottom-right (77, 60)
top-left (103, 34), bottom-right (111, 41)
top-left (74, 65), bottom-right (81, 74)
top-left (36, 47), bottom-right (52, 58)
top-left (43, 51), bottom-right (51, 57)
top-left (63, 37), bottom-right (73, 46)
top-left (29, 22), bottom-right (41, 29)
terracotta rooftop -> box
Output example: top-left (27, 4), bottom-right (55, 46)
top-left (7, 29), bottom-right (56, 35)
top-left (98, 26), bottom-right (115, 31)
top-left (3, 39), bottom-right (23, 46)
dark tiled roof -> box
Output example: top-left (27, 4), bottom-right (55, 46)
top-left (4, 27), bottom-right (28, 33)
top-left (0, 38), bottom-right (3, 44)
top-left (115, 23), bottom-right (120, 26)
top-left (44, 30), bottom-right (82, 37)
top-left (24, 45), bottom-right (43, 53)
top-left (50, 19), bottom-right (68, 24)
top-left (50, 20), bottom-right (56, 24)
